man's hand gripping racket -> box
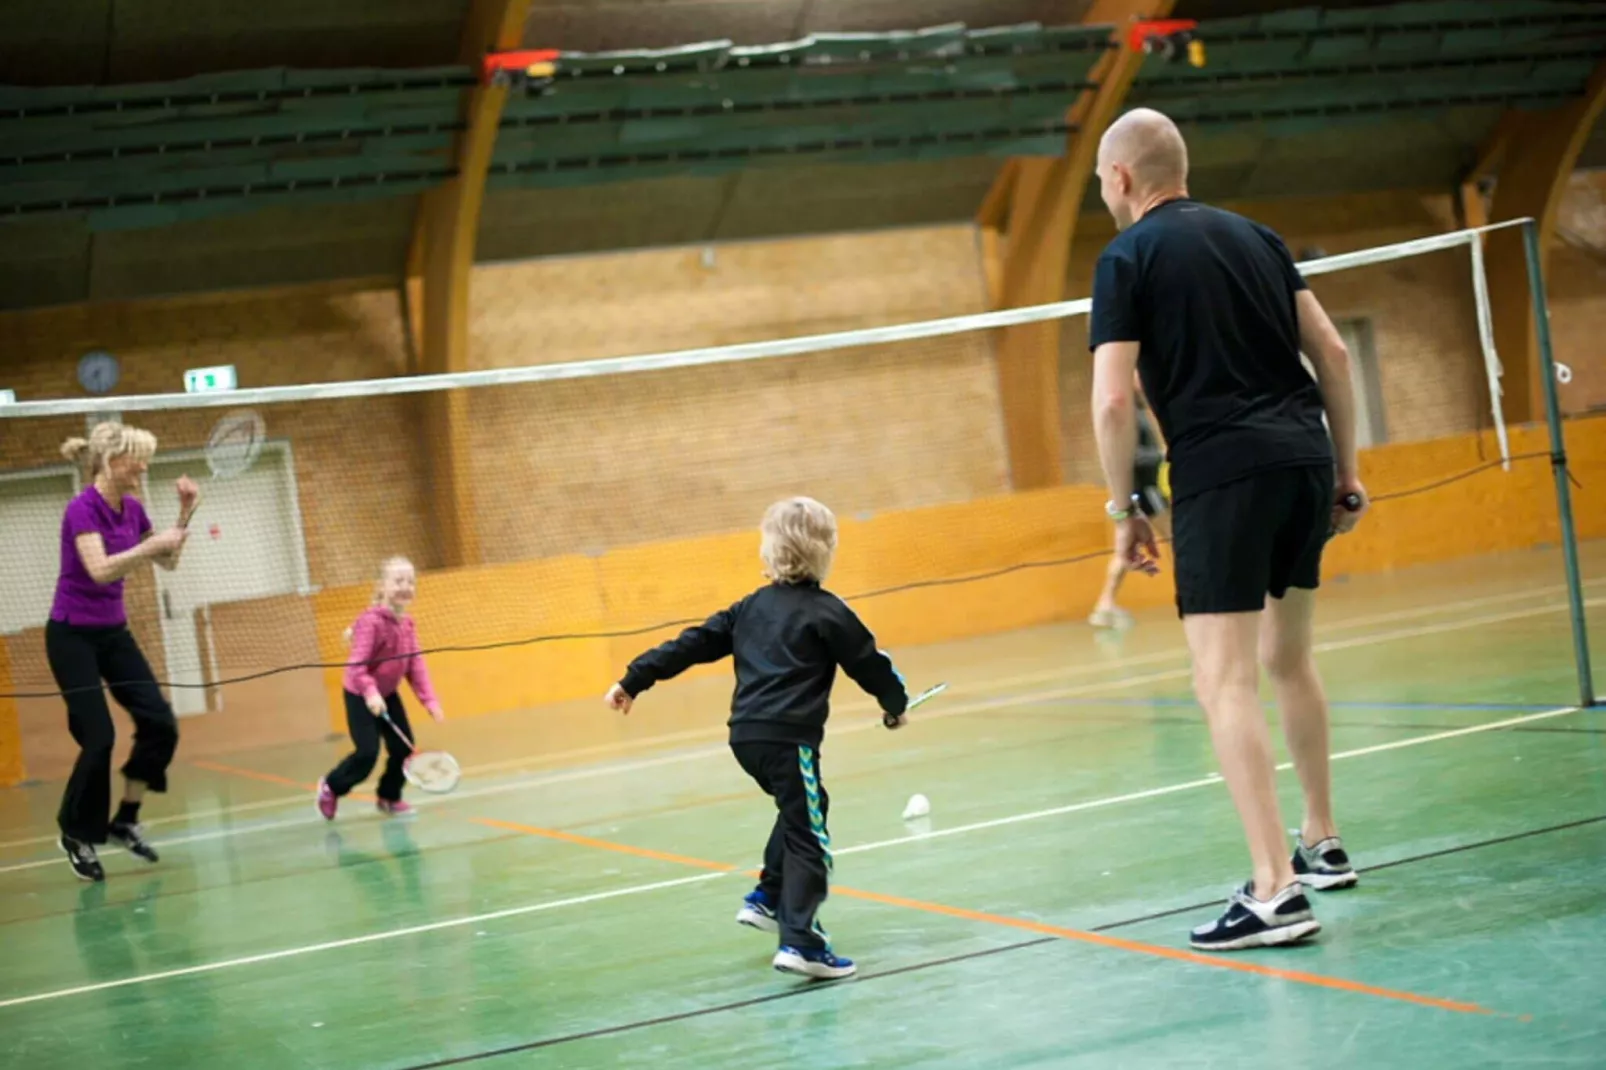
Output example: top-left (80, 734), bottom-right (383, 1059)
top-left (1328, 486), bottom-right (1367, 540)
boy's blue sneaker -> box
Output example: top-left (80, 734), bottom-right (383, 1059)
top-left (735, 888), bottom-right (779, 934)
top-left (773, 945), bottom-right (856, 980)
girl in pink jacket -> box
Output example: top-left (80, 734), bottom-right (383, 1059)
top-left (317, 557), bottom-right (444, 818)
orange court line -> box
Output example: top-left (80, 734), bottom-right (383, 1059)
top-left (190, 760), bottom-right (311, 791)
top-left (828, 885), bottom-right (1496, 1017)
top-left (186, 759), bottom-right (1507, 1018)
top-left (480, 817), bottom-right (1504, 1018)
top-left (190, 760), bottom-right (376, 804)
top-left (471, 817), bottom-right (742, 874)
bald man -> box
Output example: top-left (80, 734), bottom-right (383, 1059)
top-left (1087, 108), bottom-right (1369, 951)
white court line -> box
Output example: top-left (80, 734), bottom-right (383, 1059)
top-left (836, 705), bottom-right (1583, 856)
top-left (440, 581), bottom-right (1596, 778)
top-left (0, 813), bottom-right (346, 875)
top-left (0, 871), bottom-right (727, 1011)
top-left (0, 702), bottom-right (1582, 1010)
top-left (2, 592), bottom-right (1598, 870)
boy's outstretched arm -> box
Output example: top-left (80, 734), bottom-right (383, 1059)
top-left (607, 603), bottom-right (739, 713)
top-left (822, 597), bottom-right (908, 722)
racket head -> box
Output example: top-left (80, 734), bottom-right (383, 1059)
top-left (205, 409), bottom-right (265, 480)
top-left (402, 750), bottom-right (461, 794)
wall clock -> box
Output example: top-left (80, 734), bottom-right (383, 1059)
top-left (77, 350), bottom-right (120, 394)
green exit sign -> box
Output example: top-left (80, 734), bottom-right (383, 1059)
top-left (184, 365), bottom-right (237, 393)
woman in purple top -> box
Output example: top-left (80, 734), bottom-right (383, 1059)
top-left (49, 421), bottom-right (197, 883)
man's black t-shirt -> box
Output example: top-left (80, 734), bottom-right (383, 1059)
top-left (1088, 198), bottom-right (1333, 503)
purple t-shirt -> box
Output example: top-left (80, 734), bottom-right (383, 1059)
top-left (50, 486), bottom-right (152, 627)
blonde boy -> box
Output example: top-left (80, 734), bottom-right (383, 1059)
top-left (606, 496), bottom-right (908, 980)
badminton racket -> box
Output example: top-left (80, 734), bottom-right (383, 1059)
top-left (377, 711), bottom-right (462, 794)
top-left (885, 682), bottom-right (948, 728)
top-left (180, 409), bottom-right (266, 528)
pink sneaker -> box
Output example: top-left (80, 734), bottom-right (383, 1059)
top-left (316, 779), bottom-right (338, 820)
top-left (376, 799), bottom-right (414, 817)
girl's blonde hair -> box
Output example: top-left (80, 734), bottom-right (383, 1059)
top-left (346, 556), bottom-right (416, 640)
top-left (760, 497), bottom-right (837, 584)
top-left (60, 421), bottom-right (157, 477)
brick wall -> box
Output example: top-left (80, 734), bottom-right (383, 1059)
top-left (465, 227), bottom-right (1007, 558)
top-left (1551, 171), bottom-right (1606, 416)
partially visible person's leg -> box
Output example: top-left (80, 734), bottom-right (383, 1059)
top-left (1261, 590), bottom-right (1335, 846)
top-left (103, 626), bottom-right (179, 863)
top-left (1089, 553), bottom-right (1132, 628)
top-left (47, 621), bottom-right (115, 881)
top-left (1263, 464), bottom-right (1357, 890)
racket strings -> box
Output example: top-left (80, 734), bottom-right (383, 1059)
top-left (405, 750), bottom-right (462, 792)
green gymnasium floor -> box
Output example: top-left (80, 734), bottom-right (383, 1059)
top-left (2, 544), bottom-right (1603, 1069)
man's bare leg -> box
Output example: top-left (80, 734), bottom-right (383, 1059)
top-left (1183, 611), bottom-right (1297, 900)
top-left (1260, 589), bottom-right (1337, 846)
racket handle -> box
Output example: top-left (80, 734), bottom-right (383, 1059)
top-left (1339, 493), bottom-right (1362, 512)
top-left (378, 711), bottom-right (417, 753)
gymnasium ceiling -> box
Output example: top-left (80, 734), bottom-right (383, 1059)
top-left (0, 0), bottom-right (1603, 310)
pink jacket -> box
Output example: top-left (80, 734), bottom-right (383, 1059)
top-left (343, 605), bottom-right (441, 712)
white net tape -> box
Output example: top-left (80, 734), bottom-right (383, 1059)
top-left (0, 219), bottom-right (1533, 432)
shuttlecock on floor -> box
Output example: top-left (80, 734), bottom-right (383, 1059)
top-left (902, 793), bottom-right (931, 820)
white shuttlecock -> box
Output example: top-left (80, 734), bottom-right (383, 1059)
top-left (902, 793), bottom-right (931, 820)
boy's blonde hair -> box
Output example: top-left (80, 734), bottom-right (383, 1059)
top-left (60, 421), bottom-right (157, 477)
top-left (760, 497), bottom-right (837, 584)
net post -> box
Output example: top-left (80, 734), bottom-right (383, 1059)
top-left (1522, 218), bottom-right (1596, 708)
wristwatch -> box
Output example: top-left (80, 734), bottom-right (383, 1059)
top-left (1105, 494), bottom-right (1141, 522)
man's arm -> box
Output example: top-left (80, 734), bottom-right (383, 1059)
top-left (1092, 341), bottom-right (1143, 508)
top-left (1294, 289), bottom-right (1360, 485)
top-left (1087, 248), bottom-right (1145, 512)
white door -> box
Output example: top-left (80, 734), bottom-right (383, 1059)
top-left (1300, 319), bottom-right (1387, 449)
top-left (0, 468), bottom-right (79, 635)
top-left (143, 444), bottom-right (312, 715)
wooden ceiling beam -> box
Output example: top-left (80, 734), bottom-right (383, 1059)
top-left (402, 0), bottom-right (535, 568)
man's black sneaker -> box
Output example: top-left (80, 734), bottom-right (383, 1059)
top-left (109, 821), bottom-right (160, 864)
top-left (1190, 881), bottom-right (1321, 951)
top-left (1293, 836), bottom-right (1358, 891)
top-left (60, 835), bottom-right (105, 882)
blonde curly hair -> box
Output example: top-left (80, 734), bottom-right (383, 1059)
top-left (760, 497), bottom-right (837, 584)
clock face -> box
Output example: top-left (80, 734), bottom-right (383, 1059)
top-left (77, 351), bottom-right (120, 394)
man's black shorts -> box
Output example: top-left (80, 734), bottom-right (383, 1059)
top-left (1171, 464), bottom-right (1334, 617)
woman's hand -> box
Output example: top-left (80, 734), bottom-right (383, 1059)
top-left (175, 475), bottom-right (201, 528)
top-left (147, 526), bottom-right (188, 555)
top-left (366, 693), bottom-right (386, 716)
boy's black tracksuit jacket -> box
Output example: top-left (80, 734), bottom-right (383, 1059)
top-left (618, 580), bottom-right (908, 747)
